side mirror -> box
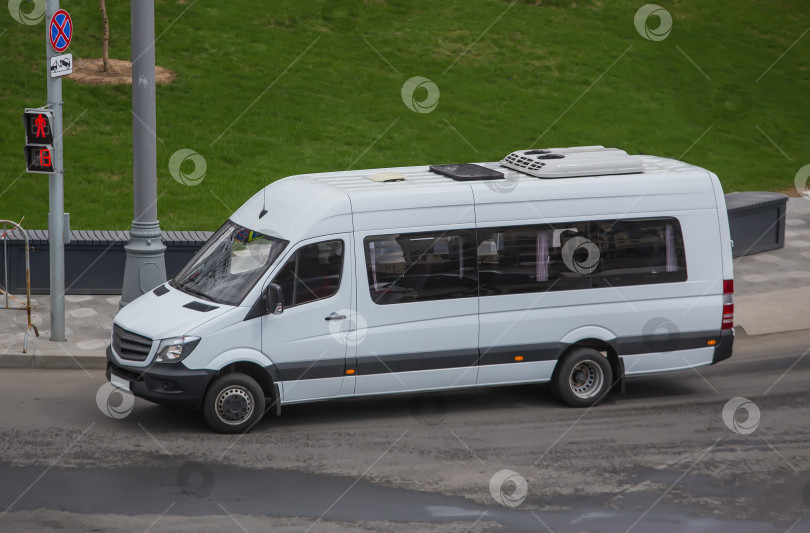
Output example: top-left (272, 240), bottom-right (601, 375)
top-left (264, 283), bottom-right (284, 315)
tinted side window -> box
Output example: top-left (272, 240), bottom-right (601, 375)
top-left (364, 230), bottom-right (477, 305)
top-left (478, 223), bottom-right (591, 296)
top-left (589, 218), bottom-right (687, 287)
top-left (273, 240), bottom-right (343, 307)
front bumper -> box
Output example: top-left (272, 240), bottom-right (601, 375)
top-left (106, 347), bottom-right (214, 409)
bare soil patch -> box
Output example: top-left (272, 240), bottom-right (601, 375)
top-left (70, 58), bottom-right (176, 86)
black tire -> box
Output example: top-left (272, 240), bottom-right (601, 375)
top-left (203, 373), bottom-right (266, 434)
top-left (552, 347), bottom-right (613, 408)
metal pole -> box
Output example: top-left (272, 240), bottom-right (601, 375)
top-left (22, 223), bottom-right (39, 352)
top-left (120, 0), bottom-right (166, 307)
top-left (46, 0), bottom-right (65, 341)
top-left (3, 223), bottom-right (8, 309)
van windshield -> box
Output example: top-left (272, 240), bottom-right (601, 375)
top-left (171, 221), bottom-right (288, 306)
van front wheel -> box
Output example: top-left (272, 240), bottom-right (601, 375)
top-left (552, 348), bottom-right (613, 408)
top-left (203, 373), bottom-right (266, 434)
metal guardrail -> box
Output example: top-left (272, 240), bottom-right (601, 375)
top-left (1, 220), bottom-right (39, 352)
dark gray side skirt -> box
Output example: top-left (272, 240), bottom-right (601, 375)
top-left (267, 330), bottom-right (724, 381)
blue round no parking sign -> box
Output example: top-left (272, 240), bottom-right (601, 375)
top-left (49, 9), bottom-right (73, 53)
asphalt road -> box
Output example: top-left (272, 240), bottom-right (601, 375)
top-left (1, 330), bottom-right (809, 532)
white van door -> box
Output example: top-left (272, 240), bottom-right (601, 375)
top-left (261, 234), bottom-right (355, 403)
top-left (352, 228), bottom-right (479, 395)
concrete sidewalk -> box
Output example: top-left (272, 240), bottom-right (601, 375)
top-left (1, 293), bottom-right (117, 370)
top-left (2, 199), bottom-right (809, 370)
top-left (734, 197), bottom-right (810, 335)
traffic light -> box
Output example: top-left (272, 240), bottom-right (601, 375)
top-left (23, 107), bottom-right (55, 174)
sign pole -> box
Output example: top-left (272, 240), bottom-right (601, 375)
top-left (45, 0), bottom-right (65, 341)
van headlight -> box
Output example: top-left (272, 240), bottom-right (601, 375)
top-left (155, 336), bottom-right (201, 363)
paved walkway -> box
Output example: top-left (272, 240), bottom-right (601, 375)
top-left (1, 293), bottom-right (118, 369)
top-left (2, 199), bottom-right (809, 369)
top-left (734, 197), bottom-right (810, 335)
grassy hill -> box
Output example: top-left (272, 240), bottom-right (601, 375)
top-left (1, 0), bottom-right (808, 230)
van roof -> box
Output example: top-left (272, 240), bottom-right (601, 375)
top-left (300, 154), bottom-right (707, 194)
top-left (232, 149), bottom-right (717, 243)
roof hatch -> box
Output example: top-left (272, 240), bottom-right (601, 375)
top-left (429, 164), bottom-right (504, 181)
top-left (369, 171), bottom-right (406, 183)
top-left (501, 146), bottom-right (643, 178)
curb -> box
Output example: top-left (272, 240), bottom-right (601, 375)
top-left (0, 351), bottom-right (107, 370)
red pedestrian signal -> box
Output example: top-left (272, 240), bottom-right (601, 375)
top-left (34, 114), bottom-right (49, 138)
top-left (23, 108), bottom-right (55, 174)
top-left (24, 108), bottom-right (54, 145)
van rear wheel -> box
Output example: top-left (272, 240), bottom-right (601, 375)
top-left (552, 347), bottom-right (613, 408)
top-left (203, 373), bottom-right (266, 434)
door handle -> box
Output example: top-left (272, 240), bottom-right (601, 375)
top-left (325, 312), bottom-right (346, 321)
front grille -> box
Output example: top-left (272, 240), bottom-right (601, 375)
top-left (112, 324), bottom-right (153, 362)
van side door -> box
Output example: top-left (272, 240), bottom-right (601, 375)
top-left (261, 234), bottom-right (354, 402)
top-left (352, 228), bottom-right (479, 395)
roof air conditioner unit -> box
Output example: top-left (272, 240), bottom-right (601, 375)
top-left (500, 146), bottom-right (643, 178)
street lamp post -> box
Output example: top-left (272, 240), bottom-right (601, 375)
top-left (120, 0), bottom-right (166, 307)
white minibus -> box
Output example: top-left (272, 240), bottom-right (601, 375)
top-left (106, 146), bottom-right (734, 433)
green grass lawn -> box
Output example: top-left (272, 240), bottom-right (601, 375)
top-left (1, 0), bottom-right (808, 230)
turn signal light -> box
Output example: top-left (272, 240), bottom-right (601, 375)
top-left (345, 369), bottom-right (356, 375)
top-left (707, 340), bottom-right (717, 346)
top-left (514, 355), bottom-right (524, 361)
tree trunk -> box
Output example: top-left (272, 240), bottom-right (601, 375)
top-left (100, 0), bottom-right (110, 72)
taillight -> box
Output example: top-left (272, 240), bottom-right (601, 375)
top-left (721, 279), bottom-right (734, 330)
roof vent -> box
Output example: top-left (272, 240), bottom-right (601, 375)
top-left (501, 146), bottom-right (642, 178)
top-left (429, 164), bottom-right (504, 181)
top-left (369, 171), bottom-right (406, 183)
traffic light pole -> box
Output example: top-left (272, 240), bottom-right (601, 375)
top-left (120, 0), bottom-right (166, 307)
top-left (46, 0), bottom-right (65, 341)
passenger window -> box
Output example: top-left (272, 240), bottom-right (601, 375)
top-left (478, 223), bottom-right (591, 296)
top-left (589, 218), bottom-right (687, 287)
top-left (478, 218), bottom-right (687, 295)
top-left (273, 240), bottom-right (343, 307)
top-left (364, 230), bottom-right (477, 305)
